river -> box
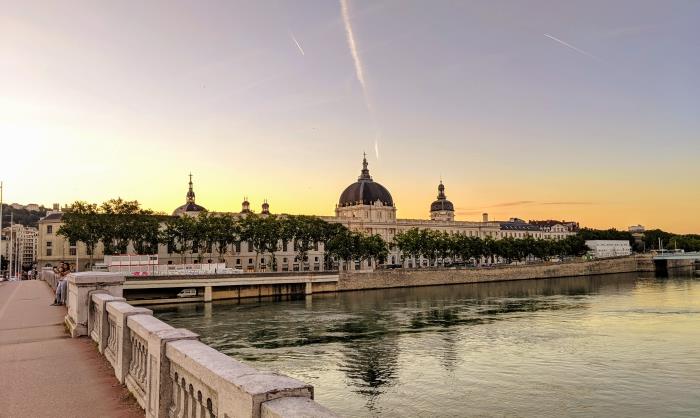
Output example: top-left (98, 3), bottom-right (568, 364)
top-left (150, 271), bottom-right (700, 417)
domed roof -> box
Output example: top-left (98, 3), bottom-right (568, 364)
top-left (430, 181), bottom-right (454, 212)
top-left (173, 202), bottom-right (207, 216)
top-left (339, 155), bottom-right (394, 207)
top-left (172, 174), bottom-right (207, 216)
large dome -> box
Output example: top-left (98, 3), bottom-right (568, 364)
top-left (430, 181), bottom-right (454, 212)
top-left (338, 156), bottom-right (394, 207)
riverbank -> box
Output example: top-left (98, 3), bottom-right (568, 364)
top-left (336, 256), bottom-right (650, 292)
top-left (118, 255), bottom-right (695, 304)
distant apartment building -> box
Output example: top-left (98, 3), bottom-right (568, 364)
top-left (1, 224), bottom-right (38, 269)
top-left (585, 240), bottom-right (632, 258)
top-left (8, 203), bottom-right (43, 212)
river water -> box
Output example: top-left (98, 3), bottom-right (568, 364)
top-left (151, 271), bottom-right (700, 417)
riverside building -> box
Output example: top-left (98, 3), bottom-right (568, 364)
top-left (36, 156), bottom-right (576, 271)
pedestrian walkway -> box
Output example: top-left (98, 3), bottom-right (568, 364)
top-left (0, 280), bottom-right (142, 418)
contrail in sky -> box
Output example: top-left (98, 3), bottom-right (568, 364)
top-left (544, 33), bottom-right (600, 60)
top-left (341, 0), bottom-right (367, 94)
top-left (341, 0), bottom-right (380, 159)
top-left (291, 32), bottom-right (305, 56)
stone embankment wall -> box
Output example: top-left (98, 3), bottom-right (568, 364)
top-left (338, 256), bottom-right (646, 292)
top-left (41, 270), bottom-right (337, 418)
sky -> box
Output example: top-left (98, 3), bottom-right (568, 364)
top-left (1, 0), bottom-right (699, 233)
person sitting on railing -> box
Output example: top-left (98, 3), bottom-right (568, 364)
top-left (51, 263), bottom-right (71, 306)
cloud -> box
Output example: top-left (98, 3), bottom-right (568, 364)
top-left (542, 201), bottom-right (593, 205)
top-left (490, 200), bottom-right (536, 207)
top-left (482, 200), bottom-right (594, 208)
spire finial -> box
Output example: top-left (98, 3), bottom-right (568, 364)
top-left (437, 178), bottom-right (446, 199)
top-left (359, 153), bottom-right (371, 180)
top-left (186, 173), bottom-right (195, 203)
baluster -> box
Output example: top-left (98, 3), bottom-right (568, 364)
top-left (168, 371), bottom-right (180, 417)
top-left (180, 378), bottom-right (189, 418)
top-left (140, 341), bottom-right (147, 384)
top-left (195, 391), bottom-right (204, 418)
top-left (206, 398), bottom-right (214, 418)
top-left (188, 384), bottom-right (196, 418)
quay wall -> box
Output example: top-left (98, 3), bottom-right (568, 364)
top-left (337, 256), bottom-right (645, 292)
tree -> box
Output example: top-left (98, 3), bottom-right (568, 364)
top-left (208, 214), bottom-right (239, 263)
top-left (360, 234), bottom-right (388, 268)
top-left (57, 202), bottom-right (101, 267)
top-left (394, 228), bottom-right (422, 267)
top-left (159, 216), bottom-right (197, 264)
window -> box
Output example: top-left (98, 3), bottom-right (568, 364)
top-left (283, 257), bottom-right (287, 263)
top-left (247, 242), bottom-right (253, 252)
top-left (69, 248), bottom-right (76, 256)
top-left (314, 257), bottom-right (319, 262)
top-left (46, 249), bottom-right (52, 256)
top-left (47, 225), bottom-right (53, 234)
top-left (46, 241), bottom-right (52, 248)
top-left (248, 258), bottom-right (253, 264)
top-left (235, 242), bottom-right (241, 253)
top-left (236, 258), bottom-right (241, 265)
top-left (282, 241), bottom-right (288, 252)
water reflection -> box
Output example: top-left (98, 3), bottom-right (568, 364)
top-left (150, 272), bottom-right (700, 418)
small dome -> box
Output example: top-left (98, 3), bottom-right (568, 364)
top-left (338, 155), bottom-right (394, 207)
top-left (173, 174), bottom-right (207, 216)
top-left (430, 181), bottom-right (454, 212)
top-left (172, 202), bottom-right (207, 216)
top-left (241, 197), bottom-right (251, 213)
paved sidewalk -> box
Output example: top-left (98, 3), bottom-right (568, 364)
top-left (0, 280), bottom-right (142, 418)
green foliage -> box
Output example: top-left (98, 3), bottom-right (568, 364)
top-left (394, 228), bottom-right (590, 267)
top-left (0, 204), bottom-right (48, 228)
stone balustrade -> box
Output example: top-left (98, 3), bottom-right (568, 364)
top-left (62, 272), bottom-right (337, 418)
top-left (40, 267), bottom-right (60, 290)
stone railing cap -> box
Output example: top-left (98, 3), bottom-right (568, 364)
top-left (167, 339), bottom-right (259, 379)
top-left (67, 272), bottom-right (125, 285)
top-left (92, 293), bottom-right (125, 303)
top-left (236, 372), bottom-right (312, 396)
top-left (128, 314), bottom-right (175, 336)
top-left (261, 397), bottom-right (339, 418)
top-left (106, 301), bottom-right (152, 316)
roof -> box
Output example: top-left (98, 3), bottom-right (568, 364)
top-left (339, 156), bottom-right (394, 207)
top-left (39, 212), bottom-right (64, 222)
top-left (172, 202), bottom-right (207, 216)
top-left (500, 222), bottom-right (541, 231)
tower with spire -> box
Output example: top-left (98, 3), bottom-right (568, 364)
top-left (430, 180), bottom-right (455, 222)
top-left (172, 173), bottom-right (207, 217)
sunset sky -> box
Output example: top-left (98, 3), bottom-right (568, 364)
top-left (1, 1), bottom-right (698, 233)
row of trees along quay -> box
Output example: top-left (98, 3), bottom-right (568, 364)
top-left (57, 199), bottom-right (700, 272)
top-left (57, 199), bottom-right (389, 271)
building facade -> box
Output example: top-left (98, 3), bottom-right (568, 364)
top-left (1, 224), bottom-right (38, 272)
top-left (585, 240), bottom-right (632, 258)
top-left (36, 156), bottom-right (576, 271)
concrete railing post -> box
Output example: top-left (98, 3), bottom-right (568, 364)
top-left (65, 272), bottom-right (125, 338)
top-left (105, 302), bottom-right (152, 383)
top-left (90, 293), bottom-right (126, 353)
top-left (126, 315), bottom-right (199, 418)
